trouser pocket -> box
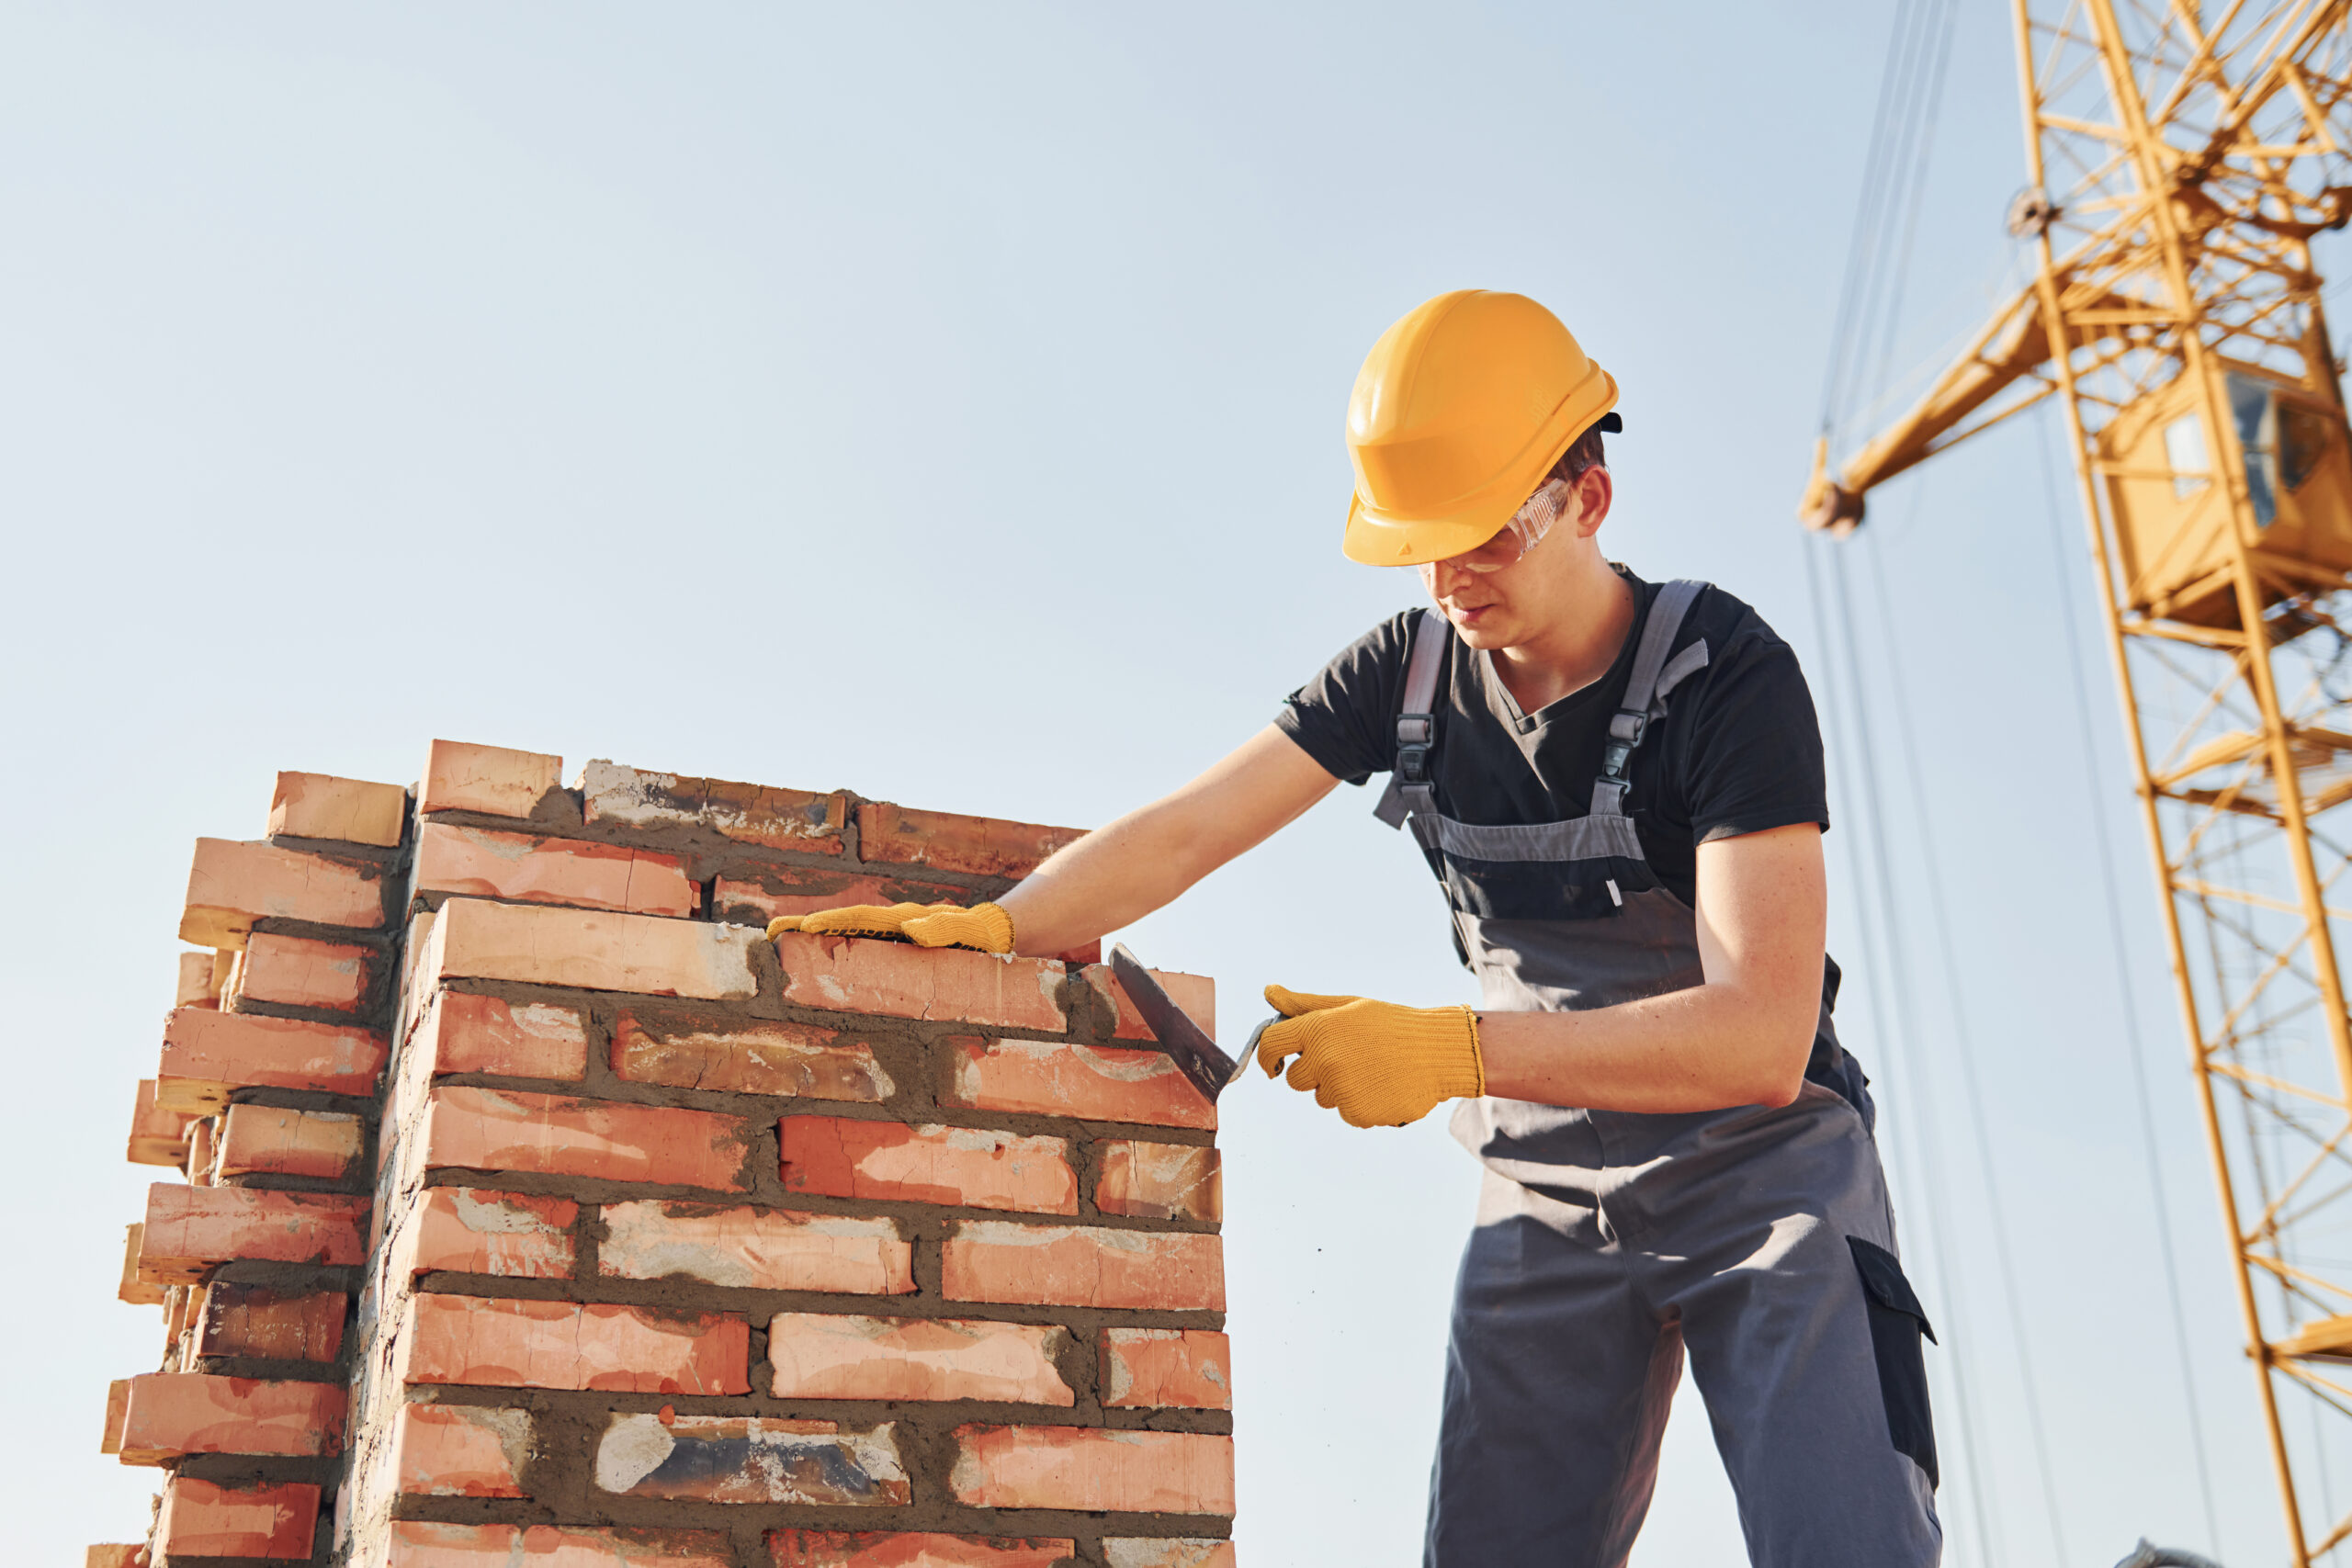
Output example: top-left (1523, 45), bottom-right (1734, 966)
top-left (1847, 1235), bottom-right (1939, 1489)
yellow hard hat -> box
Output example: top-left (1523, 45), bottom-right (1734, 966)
top-left (1343, 290), bottom-right (1619, 566)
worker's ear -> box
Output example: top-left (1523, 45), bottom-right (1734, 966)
top-left (1570, 466), bottom-right (1612, 537)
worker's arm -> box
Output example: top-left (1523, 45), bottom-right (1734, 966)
top-left (991, 727), bottom-right (1340, 957)
top-left (1476, 821), bottom-right (1826, 1111)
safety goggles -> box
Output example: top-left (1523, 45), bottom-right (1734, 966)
top-left (1416, 476), bottom-right (1575, 580)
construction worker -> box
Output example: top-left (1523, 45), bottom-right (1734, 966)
top-left (771, 290), bottom-right (1941, 1568)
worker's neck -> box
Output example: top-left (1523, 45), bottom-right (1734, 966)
top-left (1489, 554), bottom-right (1637, 715)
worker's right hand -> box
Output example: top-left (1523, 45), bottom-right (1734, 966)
top-left (766, 901), bottom-right (1015, 954)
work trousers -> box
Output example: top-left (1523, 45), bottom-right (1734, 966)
top-left (1424, 1084), bottom-right (1942, 1568)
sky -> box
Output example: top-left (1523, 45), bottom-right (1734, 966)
top-left (0, 4), bottom-right (2319, 1564)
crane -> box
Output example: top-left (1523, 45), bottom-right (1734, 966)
top-left (1801, 5), bottom-right (2352, 1563)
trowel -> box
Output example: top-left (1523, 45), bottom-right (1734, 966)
top-left (1107, 942), bottom-right (1267, 1106)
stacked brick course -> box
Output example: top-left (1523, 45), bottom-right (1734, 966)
top-left (93, 742), bottom-right (1236, 1568)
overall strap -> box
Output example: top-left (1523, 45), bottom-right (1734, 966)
top-left (1373, 608), bottom-right (1452, 830)
top-left (1590, 580), bottom-right (1706, 818)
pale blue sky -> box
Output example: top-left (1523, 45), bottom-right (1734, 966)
top-left (0, 5), bottom-right (2308, 1564)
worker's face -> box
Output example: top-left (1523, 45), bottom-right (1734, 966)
top-left (1421, 467), bottom-right (1612, 648)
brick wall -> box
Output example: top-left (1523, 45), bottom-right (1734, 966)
top-left (92, 742), bottom-right (1236, 1568)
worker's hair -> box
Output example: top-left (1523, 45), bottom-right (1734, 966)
top-left (1547, 424), bottom-right (1609, 486)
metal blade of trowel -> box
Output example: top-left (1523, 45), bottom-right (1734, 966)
top-left (1107, 943), bottom-right (1258, 1106)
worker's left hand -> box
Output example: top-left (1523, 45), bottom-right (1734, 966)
top-left (766, 901), bottom-right (1015, 954)
top-left (1256, 985), bottom-right (1485, 1129)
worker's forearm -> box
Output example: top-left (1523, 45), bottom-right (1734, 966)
top-left (1476, 980), bottom-right (1817, 1113)
top-left (995, 805), bottom-right (1222, 957)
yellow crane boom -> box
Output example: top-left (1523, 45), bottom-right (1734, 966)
top-left (1805, 6), bottom-right (2352, 1562)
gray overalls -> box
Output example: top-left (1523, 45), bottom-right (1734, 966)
top-left (1374, 582), bottom-right (1943, 1568)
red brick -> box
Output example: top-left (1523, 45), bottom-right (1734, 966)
top-left (855, 801), bottom-right (1083, 878)
top-left (580, 760), bottom-right (848, 854)
top-left (1103, 1541), bottom-right (1236, 1568)
top-left (417, 989), bottom-right (589, 1080)
top-left (119, 1224), bottom-right (166, 1306)
top-left (127, 1079), bottom-right (198, 1167)
top-left (139, 1184), bottom-right (369, 1284)
top-left (181, 837), bottom-right (386, 948)
top-left (422, 1086), bottom-right (752, 1191)
top-left (227, 932), bottom-right (369, 1011)
top-left (387, 1522), bottom-right (733, 1567)
top-left (943, 1222), bottom-right (1223, 1310)
top-left (421, 739), bottom-right (560, 818)
top-left (781, 1117), bottom-right (1075, 1214)
top-left (268, 770), bottom-right (408, 846)
top-left (390, 1186), bottom-right (578, 1279)
top-left (614, 1011), bottom-right (890, 1100)
top-left (1094, 1141), bottom-right (1221, 1224)
top-left (424, 897), bottom-right (761, 1000)
top-left (768, 1533), bottom-right (1076, 1568)
top-left (768, 1313), bottom-right (1072, 1404)
top-left (175, 950), bottom-right (219, 1008)
top-left (416, 821), bottom-right (698, 917)
top-left (100, 1377), bottom-right (130, 1455)
top-left (194, 1285), bottom-right (345, 1362)
top-left (401, 1293), bottom-right (749, 1394)
top-left (215, 1104), bottom-right (363, 1180)
top-left (1102, 1329), bottom-right (1231, 1410)
top-left (949, 1426), bottom-right (1234, 1514)
top-left (393, 1403), bottom-right (530, 1496)
top-left (153, 1476), bottom-right (319, 1560)
top-left (155, 1006), bottom-right (388, 1113)
top-left (712, 870), bottom-right (970, 924)
top-left (85, 1546), bottom-right (146, 1568)
top-left (943, 1037), bottom-right (1214, 1131)
top-left (115, 1372), bottom-right (345, 1463)
top-left (594, 1413), bottom-right (904, 1503)
top-left (775, 933), bottom-right (1066, 1032)
top-left (598, 1201), bottom-right (913, 1294)
top-left (1082, 964), bottom-right (1217, 1043)
top-left (186, 1115), bottom-right (217, 1184)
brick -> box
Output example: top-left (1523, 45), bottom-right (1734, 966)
top-left (186, 1115), bottom-right (216, 1183)
top-left (401, 1293), bottom-right (749, 1394)
top-left (139, 1184), bottom-right (369, 1284)
top-left (1094, 1141), bottom-right (1221, 1224)
top-left (181, 837), bottom-right (386, 948)
top-left (175, 951), bottom-right (219, 1008)
top-left (422, 739), bottom-right (560, 818)
top-left (416, 988), bottom-right (588, 1080)
top-left (226, 931), bottom-right (368, 1011)
top-left (712, 870), bottom-right (970, 925)
top-left (215, 1104), bottom-right (364, 1180)
top-left (614, 1012), bottom-right (892, 1100)
top-left (153, 1476), bottom-right (319, 1560)
top-left (1102, 1541), bottom-right (1236, 1568)
top-left (422, 1086), bottom-right (752, 1190)
top-left (775, 933), bottom-right (1066, 1032)
top-left (119, 1224), bottom-right (166, 1305)
top-left (768, 1533), bottom-right (1076, 1568)
top-left (1103, 1329), bottom-right (1230, 1410)
top-left (768, 1313), bottom-right (1072, 1404)
top-left (393, 1403), bottom-right (530, 1496)
top-left (268, 771), bottom-right (408, 847)
top-left (194, 1284), bottom-right (345, 1361)
top-left (85, 1548), bottom-right (145, 1568)
top-left (155, 1007), bottom-right (387, 1112)
top-left (391, 1186), bottom-right (578, 1280)
top-left (855, 801), bottom-right (1083, 878)
top-left (781, 1117), bottom-right (1076, 1214)
top-left (127, 1079), bottom-right (198, 1167)
top-left (943, 1223), bottom-right (1224, 1310)
top-left (581, 759), bottom-right (847, 854)
top-left (416, 821), bottom-right (698, 917)
top-left (949, 1426), bottom-right (1234, 1515)
top-left (599, 1201), bottom-right (913, 1294)
top-left (100, 1377), bottom-right (130, 1454)
top-left (387, 1522), bottom-right (733, 1567)
top-left (116, 1371), bottom-right (345, 1463)
top-left (594, 1413), bottom-right (905, 1504)
top-left (1083, 964), bottom-right (1217, 1044)
top-left (425, 897), bottom-right (760, 1000)
top-left (944, 1037), bottom-right (1215, 1131)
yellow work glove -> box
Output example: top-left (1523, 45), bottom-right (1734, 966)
top-left (1256, 985), bottom-right (1485, 1129)
top-left (765, 901), bottom-right (1015, 954)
